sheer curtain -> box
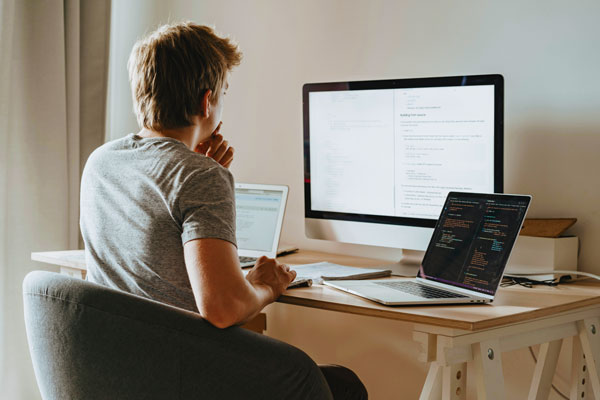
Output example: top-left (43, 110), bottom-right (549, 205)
top-left (0, 0), bottom-right (110, 398)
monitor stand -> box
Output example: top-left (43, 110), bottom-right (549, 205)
top-left (376, 249), bottom-right (425, 277)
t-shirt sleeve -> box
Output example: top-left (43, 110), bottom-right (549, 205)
top-left (177, 163), bottom-right (237, 246)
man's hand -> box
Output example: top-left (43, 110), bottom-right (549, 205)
top-left (245, 256), bottom-right (296, 302)
top-left (195, 122), bottom-right (234, 168)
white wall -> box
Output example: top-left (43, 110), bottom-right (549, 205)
top-left (107, 1), bottom-right (600, 398)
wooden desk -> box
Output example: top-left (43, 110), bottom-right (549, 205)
top-left (32, 249), bottom-right (600, 400)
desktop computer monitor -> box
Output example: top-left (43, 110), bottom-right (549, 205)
top-left (303, 74), bottom-right (504, 252)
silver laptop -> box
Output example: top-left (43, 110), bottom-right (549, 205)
top-left (235, 183), bottom-right (291, 267)
top-left (323, 192), bottom-right (531, 305)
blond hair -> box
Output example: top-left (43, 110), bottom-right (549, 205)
top-left (128, 22), bottom-right (242, 131)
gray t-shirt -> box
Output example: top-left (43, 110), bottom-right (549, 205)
top-left (80, 133), bottom-right (236, 312)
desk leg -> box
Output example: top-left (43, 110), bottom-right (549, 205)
top-left (528, 339), bottom-right (563, 400)
top-left (419, 362), bottom-right (442, 400)
top-left (571, 335), bottom-right (590, 400)
top-left (578, 318), bottom-right (600, 399)
top-left (241, 313), bottom-right (267, 334)
top-left (418, 362), bottom-right (467, 400)
top-left (473, 339), bottom-right (505, 400)
top-left (442, 362), bottom-right (467, 400)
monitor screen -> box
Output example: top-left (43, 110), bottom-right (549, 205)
top-left (303, 75), bottom-right (503, 250)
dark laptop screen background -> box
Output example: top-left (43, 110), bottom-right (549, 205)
top-left (418, 192), bottom-right (530, 295)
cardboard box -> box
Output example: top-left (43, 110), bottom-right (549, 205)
top-left (505, 236), bottom-right (579, 281)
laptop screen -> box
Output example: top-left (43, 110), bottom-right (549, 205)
top-left (235, 187), bottom-right (285, 253)
top-left (418, 192), bottom-right (530, 295)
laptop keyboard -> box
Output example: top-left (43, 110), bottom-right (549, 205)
top-left (239, 256), bottom-right (258, 268)
top-left (374, 281), bottom-right (468, 299)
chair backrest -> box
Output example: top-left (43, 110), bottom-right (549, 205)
top-left (23, 271), bottom-right (332, 400)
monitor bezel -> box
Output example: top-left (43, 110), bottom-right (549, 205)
top-left (302, 74), bottom-right (504, 229)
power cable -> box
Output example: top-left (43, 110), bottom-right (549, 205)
top-left (507, 270), bottom-right (600, 282)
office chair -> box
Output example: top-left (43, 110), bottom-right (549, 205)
top-left (23, 271), bottom-right (333, 400)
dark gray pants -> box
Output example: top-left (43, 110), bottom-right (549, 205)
top-left (319, 364), bottom-right (369, 400)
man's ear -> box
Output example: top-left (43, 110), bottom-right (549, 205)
top-left (200, 89), bottom-right (212, 118)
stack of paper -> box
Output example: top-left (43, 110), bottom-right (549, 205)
top-left (291, 262), bottom-right (391, 284)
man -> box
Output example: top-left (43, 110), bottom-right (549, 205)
top-left (80, 22), bottom-right (367, 399)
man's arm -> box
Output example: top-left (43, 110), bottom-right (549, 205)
top-left (183, 238), bottom-right (295, 329)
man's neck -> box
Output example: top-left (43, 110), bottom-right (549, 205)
top-left (138, 126), bottom-right (197, 150)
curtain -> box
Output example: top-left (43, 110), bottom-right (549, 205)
top-left (0, 0), bottom-right (110, 398)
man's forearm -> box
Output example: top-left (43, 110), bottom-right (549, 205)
top-left (198, 280), bottom-right (274, 329)
top-left (235, 282), bottom-right (274, 326)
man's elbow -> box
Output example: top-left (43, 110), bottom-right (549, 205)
top-left (205, 313), bottom-right (237, 329)
top-left (198, 302), bottom-right (243, 329)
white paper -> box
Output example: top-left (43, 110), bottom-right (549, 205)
top-left (291, 262), bottom-right (388, 284)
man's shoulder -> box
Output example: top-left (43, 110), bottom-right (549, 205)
top-left (87, 134), bottom-right (214, 168)
top-left (83, 134), bottom-right (233, 187)
top-left (85, 134), bottom-right (136, 164)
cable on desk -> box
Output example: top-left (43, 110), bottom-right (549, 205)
top-left (501, 276), bottom-right (560, 288)
top-left (506, 270), bottom-right (600, 282)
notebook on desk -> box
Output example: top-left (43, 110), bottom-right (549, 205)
top-left (323, 192), bottom-right (531, 306)
top-left (235, 183), bottom-right (295, 267)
